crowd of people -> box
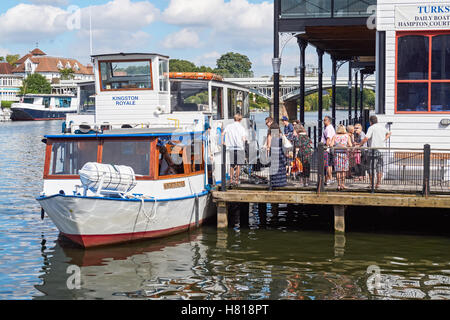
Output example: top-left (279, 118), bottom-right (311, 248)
top-left (222, 112), bottom-right (391, 191)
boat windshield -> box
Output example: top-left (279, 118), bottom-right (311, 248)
top-left (99, 60), bottom-right (152, 91)
top-left (170, 80), bottom-right (209, 112)
top-left (49, 140), bottom-right (98, 175)
top-left (102, 139), bottom-right (151, 175)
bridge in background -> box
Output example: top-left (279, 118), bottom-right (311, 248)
top-left (224, 76), bottom-right (376, 101)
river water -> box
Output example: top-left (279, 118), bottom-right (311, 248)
top-left (1, 117), bottom-right (450, 300)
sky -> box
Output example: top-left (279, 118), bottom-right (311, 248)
top-left (0, 0), bottom-right (334, 77)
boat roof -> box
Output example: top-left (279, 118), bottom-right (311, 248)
top-left (91, 52), bottom-right (169, 59)
top-left (45, 129), bottom-right (205, 139)
top-left (22, 93), bottom-right (75, 97)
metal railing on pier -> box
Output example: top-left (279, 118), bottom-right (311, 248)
top-left (219, 143), bottom-right (450, 196)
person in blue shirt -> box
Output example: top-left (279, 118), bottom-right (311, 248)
top-left (282, 116), bottom-right (294, 142)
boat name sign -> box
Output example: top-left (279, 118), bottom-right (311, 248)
top-left (112, 96), bottom-right (139, 106)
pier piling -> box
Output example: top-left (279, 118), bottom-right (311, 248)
top-left (217, 201), bottom-right (228, 228)
top-left (334, 205), bottom-right (346, 233)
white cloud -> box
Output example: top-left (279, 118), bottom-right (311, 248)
top-left (162, 28), bottom-right (201, 49)
top-left (81, 0), bottom-right (158, 32)
top-left (163, 0), bottom-right (273, 48)
top-left (0, 4), bottom-right (69, 42)
top-left (0, 48), bottom-right (10, 57)
top-left (0, 0), bottom-right (159, 56)
top-left (193, 51), bottom-right (221, 67)
top-left (26, 0), bottom-right (69, 6)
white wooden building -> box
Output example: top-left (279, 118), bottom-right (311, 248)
top-left (376, 1), bottom-right (450, 149)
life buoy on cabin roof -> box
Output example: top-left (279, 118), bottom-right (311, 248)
top-left (168, 72), bottom-right (223, 81)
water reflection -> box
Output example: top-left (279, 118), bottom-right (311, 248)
top-left (32, 223), bottom-right (450, 300)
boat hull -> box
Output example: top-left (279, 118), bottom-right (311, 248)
top-left (37, 193), bottom-right (214, 248)
top-left (10, 107), bottom-right (76, 121)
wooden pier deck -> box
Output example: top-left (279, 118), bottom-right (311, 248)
top-left (211, 183), bottom-right (450, 232)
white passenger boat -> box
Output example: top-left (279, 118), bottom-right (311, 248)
top-left (10, 93), bottom-right (78, 121)
top-left (37, 53), bottom-right (258, 248)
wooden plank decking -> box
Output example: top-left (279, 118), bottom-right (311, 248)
top-left (212, 189), bottom-right (450, 209)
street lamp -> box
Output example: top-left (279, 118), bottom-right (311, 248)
top-left (272, 58), bottom-right (281, 74)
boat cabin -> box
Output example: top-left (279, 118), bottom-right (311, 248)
top-left (42, 131), bottom-right (206, 197)
top-left (20, 94), bottom-right (76, 109)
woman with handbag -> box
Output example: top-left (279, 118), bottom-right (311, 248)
top-left (331, 125), bottom-right (353, 190)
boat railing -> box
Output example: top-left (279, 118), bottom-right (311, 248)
top-left (65, 120), bottom-right (201, 134)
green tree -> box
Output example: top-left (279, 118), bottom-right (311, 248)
top-left (19, 74), bottom-right (52, 95)
top-left (169, 59), bottom-right (198, 72)
top-left (334, 87), bottom-right (375, 109)
top-left (59, 68), bottom-right (75, 80)
top-left (304, 90), bottom-right (332, 111)
top-left (215, 52), bottom-right (253, 77)
top-left (249, 93), bottom-right (270, 111)
top-left (0, 57), bottom-right (4, 62)
top-left (196, 65), bottom-right (214, 73)
top-left (6, 54), bottom-right (20, 66)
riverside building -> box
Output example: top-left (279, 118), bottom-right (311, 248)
top-left (275, 0), bottom-right (450, 149)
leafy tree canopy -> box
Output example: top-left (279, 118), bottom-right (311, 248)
top-left (169, 59), bottom-right (199, 72)
top-left (59, 68), bottom-right (75, 80)
top-left (169, 52), bottom-right (253, 77)
top-left (216, 52), bottom-right (253, 77)
top-left (19, 74), bottom-right (52, 95)
top-left (6, 54), bottom-right (20, 66)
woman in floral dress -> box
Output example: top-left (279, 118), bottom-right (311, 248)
top-left (331, 125), bottom-right (353, 190)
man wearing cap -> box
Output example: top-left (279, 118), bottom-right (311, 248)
top-left (282, 116), bottom-right (294, 143)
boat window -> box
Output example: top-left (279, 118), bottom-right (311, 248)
top-left (212, 86), bottom-right (223, 120)
top-left (170, 80), bottom-right (209, 112)
top-left (23, 98), bottom-right (34, 104)
top-left (101, 140), bottom-right (151, 176)
top-left (56, 98), bottom-right (72, 108)
top-left (79, 83), bottom-right (96, 114)
top-left (49, 140), bottom-right (98, 175)
top-left (99, 60), bottom-right (152, 91)
top-left (42, 97), bottom-right (51, 108)
top-left (159, 59), bottom-right (169, 92)
top-left (227, 89), bottom-right (248, 118)
top-left (157, 134), bottom-right (204, 178)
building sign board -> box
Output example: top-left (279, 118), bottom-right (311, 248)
top-left (395, 4), bottom-right (450, 30)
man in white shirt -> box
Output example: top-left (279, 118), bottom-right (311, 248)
top-left (321, 116), bottom-right (336, 185)
top-left (223, 114), bottom-right (247, 185)
top-left (361, 115), bottom-right (392, 189)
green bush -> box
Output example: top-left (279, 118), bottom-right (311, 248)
top-left (1, 101), bottom-right (14, 108)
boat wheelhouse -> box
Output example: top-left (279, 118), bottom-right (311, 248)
top-left (37, 53), bottom-right (258, 247)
